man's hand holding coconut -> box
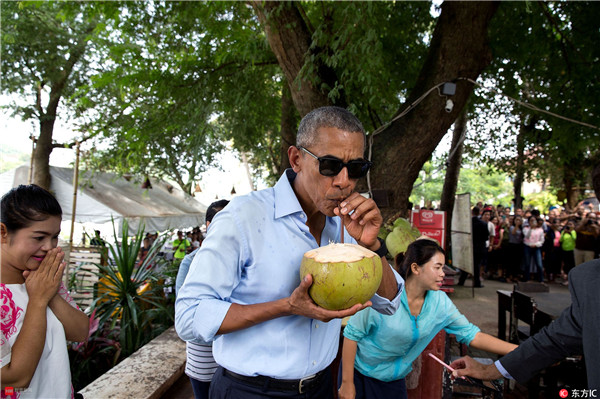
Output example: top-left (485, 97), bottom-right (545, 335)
top-left (175, 107), bottom-right (403, 399)
top-left (291, 191), bottom-right (399, 321)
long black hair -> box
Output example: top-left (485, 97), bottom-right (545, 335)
top-left (1, 184), bottom-right (62, 233)
top-left (394, 239), bottom-right (445, 280)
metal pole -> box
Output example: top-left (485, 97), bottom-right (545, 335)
top-left (66, 142), bottom-right (81, 285)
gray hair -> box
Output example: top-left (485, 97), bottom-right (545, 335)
top-left (296, 106), bottom-right (365, 148)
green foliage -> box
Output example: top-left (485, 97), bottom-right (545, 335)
top-left (68, 308), bottom-right (121, 391)
top-left (457, 167), bottom-right (513, 206)
top-left (91, 218), bottom-right (174, 358)
top-left (524, 190), bottom-right (560, 214)
top-left (410, 159), bottom-right (513, 208)
top-left (0, 1), bottom-right (116, 128)
top-left (300, 2), bottom-right (434, 130)
top-left (468, 2), bottom-right (600, 201)
top-left (409, 160), bottom-right (444, 207)
top-left (77, 1), bottom-right (284, 190)
top-left (6, 1), bottom-right (598, 210)
top-left (0, 145), bottom-right (29, 173)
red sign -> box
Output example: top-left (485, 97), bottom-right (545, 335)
top-left (411, 210), bottom-right (446, 249)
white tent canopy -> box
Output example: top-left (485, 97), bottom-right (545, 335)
top-left (1, 165), bottom-right (207, 234)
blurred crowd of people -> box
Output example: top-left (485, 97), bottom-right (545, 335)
top-left (137, 228), bottom-right (204, 265)
top-left (475, 201), bottom-right (599, 286)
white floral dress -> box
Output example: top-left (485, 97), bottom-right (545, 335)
top-left (1, 283), bottom-right (78, 399)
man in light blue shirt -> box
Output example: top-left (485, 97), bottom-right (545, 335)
top-left (175, 106), bottom-right (403, 398)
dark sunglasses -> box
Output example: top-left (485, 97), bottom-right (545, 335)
top-left (298, 146), bottom-right (373, 179)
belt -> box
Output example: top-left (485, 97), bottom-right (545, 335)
top-left (224, 368), bottom-right (327, 394)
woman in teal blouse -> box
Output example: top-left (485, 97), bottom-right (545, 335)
top-left (338, 238), bottom-right (517, 399)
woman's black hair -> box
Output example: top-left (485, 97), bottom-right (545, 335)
top-left (394, 239), bottom-right (445, 280)
top-left (1, 184), bottom-right (62, 233)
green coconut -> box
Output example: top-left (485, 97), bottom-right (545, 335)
top-left (300, 243), bottom-right (382, 310)
top-left (385, 217), bottom-right (421, 258)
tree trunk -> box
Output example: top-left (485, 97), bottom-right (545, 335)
top-left (251, 1), bottom-right (332, 116)
top-left (513, 114), bottom-right (539, 211)
top-left (513, 126), bottom-right (525, 211)
top-left (279, 82), bottom-right (297, 174)
top-left (370, 2), bottom-right (499, 219)
top-left (440, 108), bottom-right (468, 249)
top-left (33, 119), bottom-right (56, 190)
top-left (31, 23), bottom-right (95, 190)
top-left (563, 162), bottom-right (580, 210)
top-left (254, 1), bottom-right (498, 219)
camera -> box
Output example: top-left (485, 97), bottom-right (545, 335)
top-left (445, 99), bottom-right (454, 113)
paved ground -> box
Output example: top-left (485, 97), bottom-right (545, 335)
top-left (162, 373), bottom-right (194, 399)
top-left (449, 273), bottom-right (569, 342)
top-left (448, 274), bottom-right (571, 399)
top-left (162, 274), bottom-right (571, 398)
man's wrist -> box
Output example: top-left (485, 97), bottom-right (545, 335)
top-left (371, 237), bottom-right (388, 258)
top-left (493, 359), bottom-right (513, 380)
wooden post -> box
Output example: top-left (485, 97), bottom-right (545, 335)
top-left (28, 135), bottom-right (35, 184)
top-left (66, 142), bottom-right (81, 285)
top-left (241, 152), bottom-right (255, 191)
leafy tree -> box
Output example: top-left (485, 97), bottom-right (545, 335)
top-left (410, 159), bottom-right (512, 209)
top-left (0, 1), bottom-right (116, 189)
top-left (524, 190), bottom-right (560, 214)
top-left (75, 1), bottom-right (434, 190)
top-left (77, 1), bottom-right (285, 191)
top-left (254, 1), bottom-right (500, 218)
top-left (469, 1), bottom-right (600, 209)
top-left (456, 167), bottom-right (513, 206)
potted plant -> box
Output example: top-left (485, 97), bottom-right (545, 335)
top-left (91, 218), bottom-right (174, 358)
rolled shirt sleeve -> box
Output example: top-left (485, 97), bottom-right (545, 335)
top-left (175, 210), bottom-right (242, 343)
top-left (369, 268), bottom-right (403, 315)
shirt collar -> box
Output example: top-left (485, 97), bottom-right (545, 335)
top-left (274, 169), bottom-right (304, 219)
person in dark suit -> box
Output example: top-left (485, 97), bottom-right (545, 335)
top-left (458, 206), bottom-right (489, 288)
top-left (449, 163), bottom-right (600, 390)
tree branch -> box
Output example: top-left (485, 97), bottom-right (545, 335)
top-left (46, 23), bottom-right (97, 116)
top-left (52, 134), bottom-right (96, 149)
top-left (536, 1), bottom-right (572, 76)
top-left (35, 82), bottom-right (44, 117)
top-left (174, 58), bottom-right (279, 88)
top-left (296, 3), bottom-right (314, 35)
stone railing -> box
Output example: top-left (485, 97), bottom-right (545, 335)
top-left (79, 326), bottom-right (186, 399)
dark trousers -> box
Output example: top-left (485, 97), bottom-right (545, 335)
top-left (544, 247), bottom-right (562, 277)
top-left (458, 249), bottom-right (484, 287)
top-left (505, 243), bottom-right (524, 279)
top-left (563, 250), bottom-right (576, 275)
top-left (209, 366), bottom-right (333, 399)
top-left (337, 366), bottom-right (407, 399)
top-left (190, 377), bottom-right (211, 399)
top-left (524, 246), bottom-right (544, 282)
